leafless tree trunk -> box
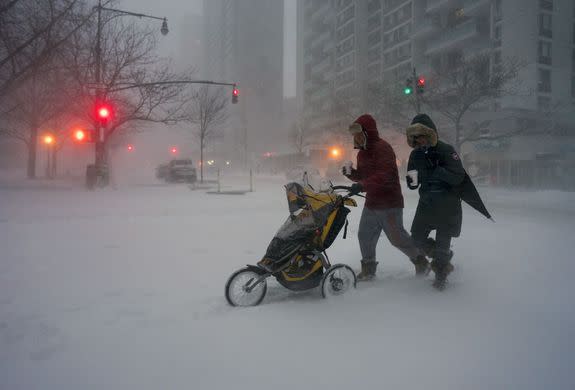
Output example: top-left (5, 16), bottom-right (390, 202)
top-left (186, 86), bottom-right (228, 183)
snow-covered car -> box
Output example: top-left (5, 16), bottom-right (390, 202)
top-left (156, 159), bottom-right (197, 183)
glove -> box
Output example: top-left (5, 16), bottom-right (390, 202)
top-left (424, 150), bottom-right (439, 169)
top-left (349, 182), bottom-right (363, 195)
top-left (406, 175), bottom-right (419, 190)
top-left (413, 147), bottom-right (438, 169)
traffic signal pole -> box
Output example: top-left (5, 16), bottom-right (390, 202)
top-left (413, 67), bottom-right (421, 114)
top-left (95, 0), bottom-right (103, 169)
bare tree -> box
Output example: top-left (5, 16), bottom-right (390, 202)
top-left (366, 79), bottom-right (415, 131)
top-left (0, 56), bottom-right (71, 177)
top-left (186, 86), bottom-right (228, 183)
top-left (289, 118), bottom-right (309, 154)
top-left (422, 53), bottom-right (520, 153)
top-left (1, 5), bottom-right (195, 178)
top-left (0, 0), bottom-right (92, 99)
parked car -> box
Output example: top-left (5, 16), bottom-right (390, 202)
top-left (156, 159), bottom-right (197, 183)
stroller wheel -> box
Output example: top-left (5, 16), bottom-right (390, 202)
top-left (225, 267), bottom-right (268, 307)
top-left (321, 264), bottom-right (356, 299)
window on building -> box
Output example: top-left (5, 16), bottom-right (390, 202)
top-left (538, 68), bottom-right (552, 92)
top-left (539, 14), bottom-right (552, 38)
top-left (494, 24), bottom-right (502, 46)
top-left (538, 41), bottom-right (552, 65)
top-left (537, 96), bottom-right (551, 111)
top-left (447, 7), bottom-right (467, 27)
top-left (367, 0), bottom-right (381, 14)
top-left (493, 50), bottom-right (502, 72)
top-left (494, 0), bottom-right (502, 20)
top-left (539, 0), bottom-right (553, 11)
top-left (447, 50), bottom-right (463, 68)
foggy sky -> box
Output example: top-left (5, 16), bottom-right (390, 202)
top-left (119, 0), bottom-right (296, 97)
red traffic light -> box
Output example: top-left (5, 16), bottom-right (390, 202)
top-left (127, 144), bottom-right (133, 151)
top-left (72, 128), bottom-right (95, 143)
top-left (233, 88), bottom-right (239, 97)
top-left (74, 129), bottom-right (86, 141)
top-left (171, 147), bottom-right (178, 154)
top-left (417, 77), bottom-right (425, 87)
top-left (98, 106), bottom-right (110, 119)
top-left (95, 102), bottom-right (112, 125)
top-left (232, 86), bottom-right (239, 104)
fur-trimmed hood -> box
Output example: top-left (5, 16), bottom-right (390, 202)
top-left (349, 114), bottom-right (380, 149)
top-left (406, 123), bottom-right (438, 148)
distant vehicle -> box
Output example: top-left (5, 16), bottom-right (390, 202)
top-left (156, 159), bottom-right (197, 183)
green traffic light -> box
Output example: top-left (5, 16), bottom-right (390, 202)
top-left (404, 87), bottom-right (412, 95)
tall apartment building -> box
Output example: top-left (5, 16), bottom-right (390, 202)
top-left (203, 0), bottom-right (284, 162)
top-left (297, 0), bottom-right (575, 160)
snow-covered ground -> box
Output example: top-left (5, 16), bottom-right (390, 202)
top-left (1, 173), bottom-right (574, 390)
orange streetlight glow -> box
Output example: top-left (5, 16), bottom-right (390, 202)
top-left (330, 147), bottom-right (341, 158)
top-left (43, 135), bottom-right (55, 145)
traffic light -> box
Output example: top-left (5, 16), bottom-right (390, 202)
top-left (416, 76), bottom-right (425, 94)
top-left (74, 129), bottom-right (86, 141)
top-left (95, 102), bottom-right (112, 126)
top-left (171, 146), bottom-right (178, 154)
top-left (404, 78), bottom-right (413, 95)
top-left (127, 144), bottom-right (134, 152)
top-left (72, 128), bottom-right (95, 143)
top-left (232, 85), bottom-right (239, 104)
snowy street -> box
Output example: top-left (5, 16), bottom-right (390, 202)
top-left (1, 175), bottom-right (575, 390)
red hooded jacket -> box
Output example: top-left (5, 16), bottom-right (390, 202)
top-left (348, 114), bottom-right (404, 209)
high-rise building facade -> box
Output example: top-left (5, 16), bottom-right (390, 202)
top-left (297, 0), bottom-right (575, 159)
top-left (203, 0), bottom-right (284, 163)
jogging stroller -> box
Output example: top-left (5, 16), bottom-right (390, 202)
top-left (225, 181), bottom-right (359, 306)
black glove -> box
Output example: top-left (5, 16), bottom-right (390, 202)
top-left (349, 182), bottom-right (363, 195)
top-left (413, 147), bottom-right (438, 170)
top-left (406, 175), bottom-right (419, 190)
top-left (424, 150), bottom-right (439, 169)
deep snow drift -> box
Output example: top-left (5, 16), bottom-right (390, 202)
top-left (1, 174), bottom-right (574, 389)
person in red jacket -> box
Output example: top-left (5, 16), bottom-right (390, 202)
top-left (343, 114), bottom-right (428, 280)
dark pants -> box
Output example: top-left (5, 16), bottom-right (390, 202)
top-left (358, 207), bottom-right (423, 263)
top-left (411, 225), bottom-right (452, 265)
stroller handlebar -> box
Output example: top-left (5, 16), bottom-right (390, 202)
top-left (331, 185), bottom-right (365, 199)
top-left (331, 185), bottom-right (352, 191)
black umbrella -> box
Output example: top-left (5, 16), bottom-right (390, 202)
top-left (457, 174), bottom-right (494, 221)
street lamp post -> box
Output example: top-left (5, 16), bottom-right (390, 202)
top-left (89, 0), bottom-right (168, 188)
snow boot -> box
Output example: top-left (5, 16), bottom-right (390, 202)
top-left (423, 238), bottom-right (454, 261)
top-left (430, 260), bottom-right (454, 291)
top-left (411, 255), bottom-right (430, 277)
top-left (357, 260), bottom-right (378, 281)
